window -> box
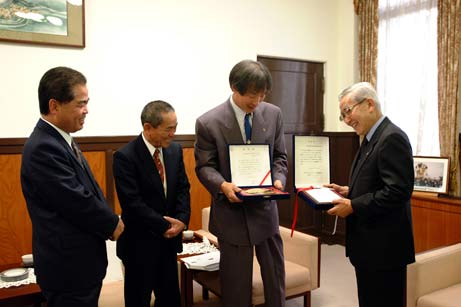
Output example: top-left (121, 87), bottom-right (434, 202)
top-left (377, 0), bottom-right (439, 155)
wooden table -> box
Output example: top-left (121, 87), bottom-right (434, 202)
top-left (179, 232), bottom-right (221, 307)
top-left (0, 263), bottom-right (45, 307)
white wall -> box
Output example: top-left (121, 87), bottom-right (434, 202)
top-left (0, 0), bottom-right (357, 138)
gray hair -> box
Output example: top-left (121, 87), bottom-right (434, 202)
top-left (140, 100), bottom-right (175, 128)
top-left (338, 82), bottom-right (381, 112)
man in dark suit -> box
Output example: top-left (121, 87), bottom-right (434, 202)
top-left (113, 100), bottom-right (190, 307)
top-left (21, 66), bottom-right (125, 307)
top-left (326, 82), bottom-right (415, 307)
top-left (195, 60), bottom-right (288, 307)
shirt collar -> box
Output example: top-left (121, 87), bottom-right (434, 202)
top-left (40, 117), bottom-right (72, 147)
top-left (366, 115), bottom-right (386, 142)
top-left (230, 95), bottom-right (251, 118)
top-left (141, 132), bottom-right (162, 157)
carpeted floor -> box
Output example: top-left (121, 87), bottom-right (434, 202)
top-left (307, 244), bottom-right (358, 307)
top-left (99, 243), bottom-right (358, 307)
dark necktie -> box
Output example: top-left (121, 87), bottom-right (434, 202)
top-left (358, 137), bottom-right (369, 161)
top-left (71, 139), bottom-right (83, 167)
top-left (351, 137), bottom-right (368, 175)
top-left (153, 149), bottom-right (165, 184)
top-left (244, 113), bottom-right (252, 144)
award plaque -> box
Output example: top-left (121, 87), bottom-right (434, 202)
top-left (228, 144), bottom-right (289, 201)
top-left (293, 135), bottom-right (342, 209)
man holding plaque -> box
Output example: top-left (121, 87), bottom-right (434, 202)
top-left (194, 59), bottom-right (288, 307)
top-left (326, 82), bottom-right (415, 307)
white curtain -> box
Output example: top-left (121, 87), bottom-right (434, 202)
top-left (377, 0), bottom-right (439, 155)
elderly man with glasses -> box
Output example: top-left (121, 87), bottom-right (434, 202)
top-left (325, 82), bottom-right (415, 307)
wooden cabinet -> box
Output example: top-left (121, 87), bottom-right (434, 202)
top-left (411, 192), bottom-right (461, 253)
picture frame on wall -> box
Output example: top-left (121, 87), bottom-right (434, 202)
top-left (413, 156), bottom-right (450, 194)
top-left (0, 0), bottom-right (85, 48)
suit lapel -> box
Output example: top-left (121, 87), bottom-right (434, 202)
top-left (222, 100), bottom-right (246, 144)
top-left (221, 100), bottom-right (269, 145)
top-left (134, 135), bottom-right (166, 200)
top-left (349, 118), bottom-right (390, 188)
top-left (37, 119), bottom-right (104, 199)
top-left (251, 107), bottom-right (268, 144)
top-left (163, 146), bottom-right (175, 202)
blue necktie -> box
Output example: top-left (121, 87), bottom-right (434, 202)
top-left (244, 113), bottom-right (252, 144)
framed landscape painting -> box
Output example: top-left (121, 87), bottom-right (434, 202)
top-left (0, 0), bottom-right (84, 47)
top-left (413, 156), bottom-right (450, 194)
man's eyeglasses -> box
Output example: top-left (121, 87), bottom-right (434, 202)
top-left (339, 98), bottom-right (367, 121)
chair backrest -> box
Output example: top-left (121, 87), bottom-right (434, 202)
top-left (407, 243), bottom-right (461, 307)
top-left (279, 226), bottom-right (320, 290)
top-left (202, 206), bottom-right (211, 232)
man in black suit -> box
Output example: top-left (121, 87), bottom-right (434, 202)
top-left (21, 66), bottom-right (125, 307)
top-left (326, 82), bottom-right (415, 307)
top-left (113, 100), bottom-right (190, 307)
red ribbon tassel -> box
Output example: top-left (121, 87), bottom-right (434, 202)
top-left (259, 170), bottom-right (271, 186)
top-left (291, 186), bottom-right (314, 237)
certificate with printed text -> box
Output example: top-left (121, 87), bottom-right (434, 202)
top-left (294, 136), bottom-right (330, 187)
top-left (229, 144), bottom-right (272, 187)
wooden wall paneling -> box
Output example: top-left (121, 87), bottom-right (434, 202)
top-left (0, 135), bottom-right (209, 268)
top-left (105, 149), bottom-right (121, 215)
top-left (77, 135), bottom-right (137, 214)
top-left (82, 151), bottom-right (107, 197)
top-left (3, 134), bottom-right (461, 268)
top-left (182, 148), bottom-right (211, 230)
top-left (0, 154), bottom-right (32, 266)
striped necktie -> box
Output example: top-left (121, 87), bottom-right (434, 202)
top-left (71, 139), bottom-right (83, 167)
top-left (153, 149), bottom-right (165, 184)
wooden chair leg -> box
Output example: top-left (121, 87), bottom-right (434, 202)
top-left (202, 287), bottom-right (210, 300)
top-left (304, 291), bottom-right (311, 307)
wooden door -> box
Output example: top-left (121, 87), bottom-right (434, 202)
top-left (258, 56), bottom-right (355, 244)
top-left (258, 56), bottom-right (324, 133)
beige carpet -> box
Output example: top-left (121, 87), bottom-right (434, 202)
top-left (310, 244), bottom-right (358, 307)
top-left (99, 243), bottom-right (358, 307)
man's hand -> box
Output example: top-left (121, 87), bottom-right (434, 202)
top-left (327, 198), bottom-right (354, 218)
top-left (110, 218), bottom-right (125, 241)
top-left (324, 183), bottom-right (349, 197)
top-left (163, 216), bottom-right (186, 239)
top-left (220, 181), bottom-right (242, 203)
top-left (273, 180), bottom-right (283, 190)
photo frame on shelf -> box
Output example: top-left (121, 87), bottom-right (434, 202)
top-left (413, 156), bottom-right (450, 194)
top-left (0, 0), bottom-right (85, 48)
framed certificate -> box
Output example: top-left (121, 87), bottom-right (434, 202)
top-left (293, 135), bottom-right (337, 209)
top-left (228, 144), bottom-right (289, 201)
